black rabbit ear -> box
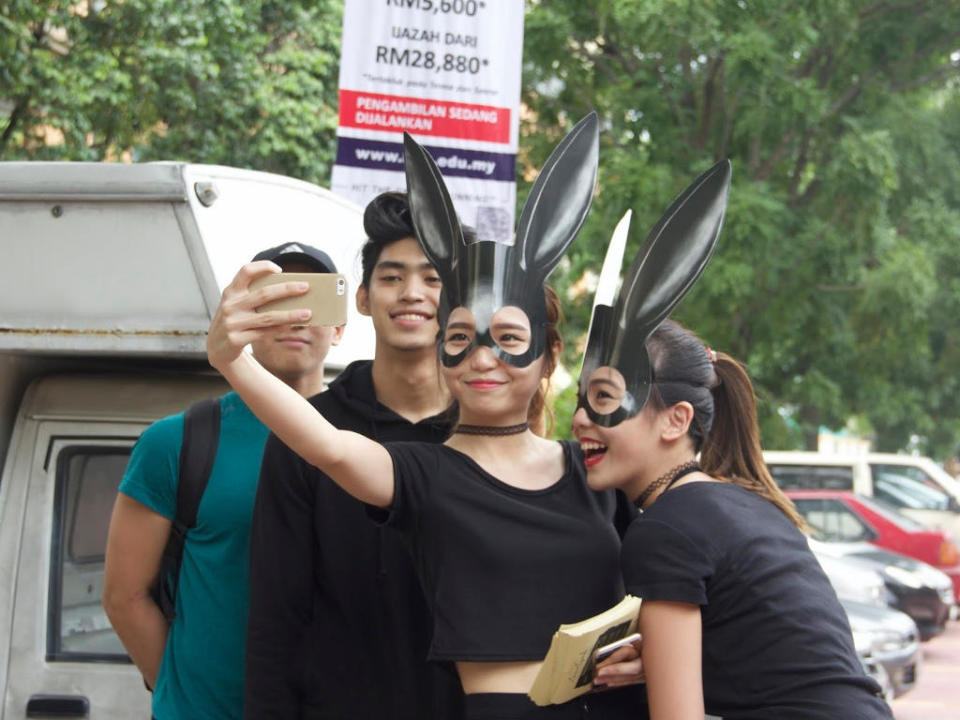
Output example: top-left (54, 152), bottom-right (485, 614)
top-left (616, 159), bottom-right (732, 337)
top-left (515, 111), bottom-right (599, 279)
top-left (403, 132), bottom-right (465, 273)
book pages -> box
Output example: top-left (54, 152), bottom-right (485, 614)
top-left (528, 595), bottom-right (642, 706)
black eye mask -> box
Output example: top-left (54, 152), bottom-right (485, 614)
top-left (577, 160), bottom-right (733, 426)
top-left (403, 113), bottom-right (599, 368)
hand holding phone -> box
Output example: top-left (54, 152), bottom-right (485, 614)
top-left (249, 272), bottom-right (348, 327)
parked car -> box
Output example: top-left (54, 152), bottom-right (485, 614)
top-left (810, 538), bottom-right (954, 640)
top-left (845, 599), bottom-right (920, 699)
top-left (857, 652), bottom-right (894, 703)
top-left (764, 451), bottom-right (960, 537)
top-left (810, 543), bottom-right (888, 608)
top-left (811, 543), bottom-right (918, 699)
top-left (788, 490), bottom-right (960, 603)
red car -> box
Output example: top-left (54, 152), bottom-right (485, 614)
top-left (787, 489), bottom-right (960, 603)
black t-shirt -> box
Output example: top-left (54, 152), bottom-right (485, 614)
top-left (621, 481), bottom-right (891, 720)
top-left (382, 440), bottom-right (634, 661)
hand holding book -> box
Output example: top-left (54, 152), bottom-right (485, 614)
top-left (528, 595), bottom-right (643, 706)
top-left (594, 633), bottom-right (644, 688)
top-left (595, 632), bottom-right (642, 665)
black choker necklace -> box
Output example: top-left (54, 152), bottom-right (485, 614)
top-left (454, 422), bottom-right (529, 437)
top-left (635, 460), bottom-right (701, 510)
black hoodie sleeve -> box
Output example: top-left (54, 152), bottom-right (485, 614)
top-left (244, 432), bottom-right (316, 719)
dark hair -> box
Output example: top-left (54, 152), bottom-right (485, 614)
top-left (529, 284), bottom-right (563, 437)
top-left (647, 320), bottom-right (806, 529)
top-left (361, 192), bottom-right (476, 287)
top-left (360, 192), bottom-right (417, 287)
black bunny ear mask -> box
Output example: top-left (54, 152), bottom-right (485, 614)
top-left (578, 159), bottom-right (732, 427)
top-left (403, 112), bottom-right (599, 368)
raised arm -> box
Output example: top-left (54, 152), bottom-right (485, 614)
top-left (207, 262), bottom-right (394, 507)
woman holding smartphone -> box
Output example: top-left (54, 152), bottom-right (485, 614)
top-left (571, 178), bottom-right (892, 718)
top-left (207, 115), bottom-right (643, 720)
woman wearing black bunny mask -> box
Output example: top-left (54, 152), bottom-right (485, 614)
top-left (207, 113), bottom-right (643, 719)
top-left (572, 168), bottom-right (892, 719)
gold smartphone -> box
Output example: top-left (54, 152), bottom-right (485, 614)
top-left (249, 272), bottom-right (348, 327)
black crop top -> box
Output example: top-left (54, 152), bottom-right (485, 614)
top-left (380, 440), bottom-right (632, 662)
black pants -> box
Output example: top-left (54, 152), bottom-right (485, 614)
top-left (464, 687), bottom-right (646, 720)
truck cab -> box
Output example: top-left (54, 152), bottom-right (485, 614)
top-left (0, 162), bottom-right (371, 719)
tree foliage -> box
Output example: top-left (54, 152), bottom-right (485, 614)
top-left (1, 0), bottom-right (342, 183)
top-left (522, 0), bottom-right (960, 456)
top-left (3, 0), bottom-right (959, 457)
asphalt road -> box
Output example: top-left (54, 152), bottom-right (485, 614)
top-left (891, 618), bottom-right (960, 720)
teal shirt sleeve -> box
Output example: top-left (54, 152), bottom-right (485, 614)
top-left (119, 412), bottom-right (184, 521)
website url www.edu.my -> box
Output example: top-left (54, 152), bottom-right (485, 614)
top-left (354, 146), bottom-right (497, 176)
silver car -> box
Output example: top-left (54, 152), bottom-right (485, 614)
top-left (843, 599), bottom-right (921, 698)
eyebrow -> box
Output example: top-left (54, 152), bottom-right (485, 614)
top-left (375, 260), bottom-right (436, 272)
top-left (491, 322), bottom-right (530, 333)
top-left (446, 321), bottom-right (474, 331)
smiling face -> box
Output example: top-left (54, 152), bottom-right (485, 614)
top-left (441, 305), bottom-right (546, 425)
top-left (356, 237), bottom-right (442, 353)
top-left (572, 402), bottom-right (660, 497)
top-left (251, 322), bottom-right (343, 393)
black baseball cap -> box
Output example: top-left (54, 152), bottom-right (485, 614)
top-left (251, 242), bottom-right (337, 273)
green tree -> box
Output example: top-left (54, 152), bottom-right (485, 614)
top-left (5, 0), bottom-right (959, 458)
top-left (1, 0), bottom-right (342, 183)
top-left (523, 0), bottom-right (960, 456)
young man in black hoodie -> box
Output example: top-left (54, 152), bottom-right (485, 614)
top-left (243, 193), bottom-right (463, 719)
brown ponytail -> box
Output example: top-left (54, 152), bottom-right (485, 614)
top-left (528, 283), bottom-right (563, 437)
top-left (700, 353), bottom-right (807, 530)
top-left (649, 321), bottom-right (806, 530)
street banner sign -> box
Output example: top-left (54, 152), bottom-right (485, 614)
top-left (332, 0), bottom-right (524, 242)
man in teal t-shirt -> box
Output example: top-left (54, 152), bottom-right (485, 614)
top-left (103, 243), bottom-right (343, 720)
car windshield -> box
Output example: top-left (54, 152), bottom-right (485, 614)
top-left (769, 464), bottom-right (854, 491)
top-left (856, 494), bottom-right (929, 532)
top-left (887, 460), bottom-right (960, 494)
top-left (873, 468), bottom-right (952, 510)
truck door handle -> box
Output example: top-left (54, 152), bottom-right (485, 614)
top-left (26, 694), bottom-right (90, 718)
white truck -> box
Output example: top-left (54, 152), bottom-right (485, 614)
top-left (0, 162), bottom-right (372, 719)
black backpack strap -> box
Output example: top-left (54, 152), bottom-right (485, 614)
top-left (176, 397), bottom-right (222, 528)
top-left (153, 397), bottom-right (221, 622)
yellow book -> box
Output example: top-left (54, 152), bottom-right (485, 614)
top-left (528, 595), bottom-right (642, 706)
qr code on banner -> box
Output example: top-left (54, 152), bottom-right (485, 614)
top-left (475, 206), bottom-right (512, 243)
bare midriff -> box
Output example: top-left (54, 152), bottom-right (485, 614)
top-left (456, 660), bottom-right (544, 694)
